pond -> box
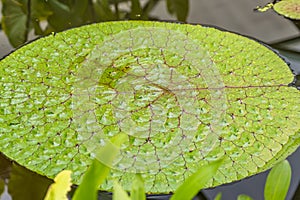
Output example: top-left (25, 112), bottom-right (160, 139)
top-left (0, 1), bottom-right (300, 200)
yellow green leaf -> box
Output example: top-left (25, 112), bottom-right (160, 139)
top-left (171, 159), bottom-right (223, 200)
top-left (72, 133), bottom-right (128, 200)
top-left (131, 174), bottom-right (146, 200)
top-left (237, 194), bottom-right (253, 200)
top-left (44, 170), bottom-right (72, 200)
top-left (214, 193), bottom-right (222, 200)
top-left (113, 181), bottom-right (131, 200)
top-left (264, 160), bottom-right (291, 200)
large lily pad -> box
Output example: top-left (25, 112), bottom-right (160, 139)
top-left (0, 21), bottom-right (299, 193)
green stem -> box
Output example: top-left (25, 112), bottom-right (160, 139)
top-left (25, 0), bottom-right (31, 42)
top-left (142, 0), bottom-right (160, 19)
top-left (88, 0), bottom-right (96, 22)
top-left (114, 2), bottom-right (119, 20)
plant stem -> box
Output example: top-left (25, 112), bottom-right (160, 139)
top-left (88, 0), bottom-right (96, 22)
top-left (114, 2), bottom-right (119, 20)
top-left (25, 0), bottom-right (31, 42)
top-left (142, 0), bottom-right (160, 19)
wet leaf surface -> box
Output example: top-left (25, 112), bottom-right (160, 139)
top-left (0, 21), bottom-right (299, 194)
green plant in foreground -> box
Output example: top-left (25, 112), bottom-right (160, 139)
top-left (0, 21), bottom-right (299, 194)
top-left (264, 160), bottom-right (291, 200)
top-left (214, 160), bottom-right (292, 200)
top-left (44, 133), bottom-right (223, 200)
top-left (44, 170), bottom-right (72, 200)
top-left (44, 158), bottom-right (291, 200)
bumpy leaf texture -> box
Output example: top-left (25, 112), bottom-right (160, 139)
top-left (274, 0), bottom-right (300, 20)
top-left (0, 21), bottom-right (299, 193)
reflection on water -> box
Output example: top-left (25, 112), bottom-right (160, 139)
top-left (0, 153), bottom-right (52, 200)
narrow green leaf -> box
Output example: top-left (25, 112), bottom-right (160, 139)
top-left (108, 0), bottom-right (129, 3)
top-left (214, 193), bottom-right (222, 200)
top-left (166, 0), bottom-right (189, 22)
top-left (171, 159), bottom-right (223, 200)
top-left (1, 0), bottom-right (29, 47)
top-left (72, 133), bottom-right (128, 200)
top-left (264, 160), bottom-right (291, 200)
top-left (130, 0), bottom-right (142, 19)
top-left (69, 0), bottom-right (91, 26)
top-left (237, 194), bottom-right (253, 200)
top-left (72, 159), bottom-right (110, 200)
top-left (94, 0), bottom-right (116, 21)
top-left (131, 174), bottom-right (146, 200)
top-left (140, 0), bottom-right (159, 19)
top-left (44, 170), bottom-right (72, 200)
top-left (113, 181), bottom-right (131, 200)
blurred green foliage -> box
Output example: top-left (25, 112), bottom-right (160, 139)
top-left (214, 160), bottom-right (292, 200)
top-left (0, 0), bottom-right (189, 47)
top-left (264, 160), bottom-right (291, 200)
top-left (43, 159), bottom-right (292, 200)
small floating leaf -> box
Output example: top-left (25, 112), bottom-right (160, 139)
top-left (274, 0), bottom-right (300, 20)
top-left (264, 160), bottom-right (291, 200)
top-left (255, 3), bottom-right (274, 12)
top-left (44, 170), bottom-right (72, 200)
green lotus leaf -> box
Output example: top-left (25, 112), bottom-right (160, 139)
top-left (274, 0), bottom-right (300, 20)
top-left (0, 21), bottom-right (299, 194)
